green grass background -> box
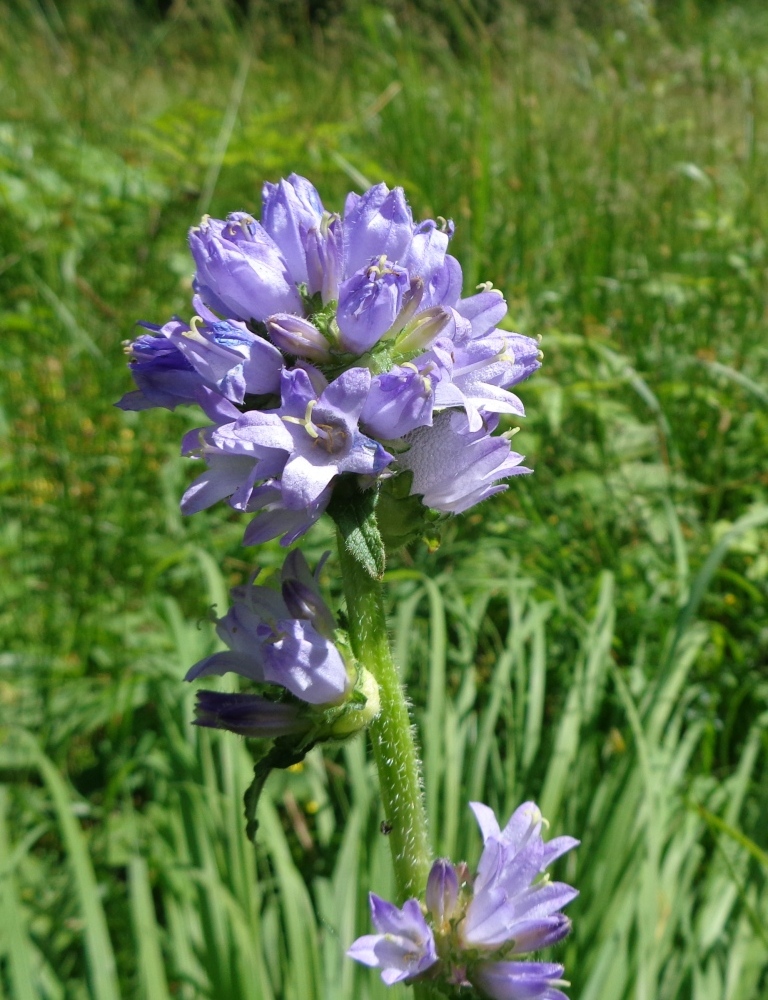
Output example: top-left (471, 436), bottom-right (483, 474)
top-left (1, 0), bottom-right (767, 997)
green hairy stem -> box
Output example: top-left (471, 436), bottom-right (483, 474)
top-left (337, 535), bottom-right (432, 903)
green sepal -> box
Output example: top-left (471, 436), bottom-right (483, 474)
top-left (298, 284), bottom-right (323, 317)
top-left (376, 472), bottom-right (448, 553)
top-left (327, 475), bottom-right (386, 579)
top-left (243, 736), bottom-right (317, 843)
top-left (422, 519), bottom-right (446, 553)
top-left (298, 286), bottom-right (340, 343)
top-left (377, 471), bottom-right (429, 550)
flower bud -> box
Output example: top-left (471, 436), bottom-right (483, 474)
top-left (194, 691), bottom-right (310, 739)
top-left (306, 213), bottom-right (343, 303)
top-left (266, 313), bottom-right (332, 362)
top-left (426, 858), bottom-right (460, 926)
top-left (337, 257), bottom-right (410, 353)
top-left (261, 174), bottom-right (324, 286)
top-left (394, 306), bottom-right (452, 353)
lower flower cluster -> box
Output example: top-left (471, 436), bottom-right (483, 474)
top-left (187, 550), bottom-right (379, 746)
top-left (348, 801), bottom-right (578, 999)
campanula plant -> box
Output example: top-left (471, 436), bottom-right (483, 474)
top-left (118, 174), bottom-right (577, 999)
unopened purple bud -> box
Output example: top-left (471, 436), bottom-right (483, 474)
top-left (380, 276), bottom-right (424, 340)
top-left (337, 257), bottom-right (410, 354)
top-left (306, 213), bottom-right (343, 303)
top-left (426, 859), bottom-right (459, 926)
top-left (194, 691), bottom-right (309, 739)
top-left (282, 578), bottom-right (337, 637)
top-left (267, 313), bottom-right (332, 361)
top-left (261, 174), bottom-right (324, 285)
top-left (394, 306), bottom-right (452, 353)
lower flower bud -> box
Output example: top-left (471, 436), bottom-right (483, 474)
top-left (267, 313), bottom-right (332, 362)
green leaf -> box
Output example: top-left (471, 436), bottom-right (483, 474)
top-left (376, 471), bottom-right (430, 550)
top-left (19, 733), bottom-right (121, 1000)
top-left (128, 856), bottom-right (172, 1000)
top-left (243, 738), bottom-right (316, 843)
top-left (326, 476), bottom-right (386, 579)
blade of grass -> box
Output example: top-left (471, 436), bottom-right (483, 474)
top-left (19, 733), bottom-right (121, 1000)
top-left (0, 787), bottom-right (38, 1000)
top-left (128, 855), bottom-right (172, 1000)
top-left (197, 48), bottom-right (252, 217)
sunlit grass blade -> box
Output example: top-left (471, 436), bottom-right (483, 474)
top-left (0, 787), bottom-right (38, 1000)
top-left (19, 733), bottom-right (121, 1000)
top-left (128, 855), bottom-right (172, 1000)
top-left (258, 797), bottom-right (323, 1000)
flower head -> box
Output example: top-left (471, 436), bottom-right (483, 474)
top-left (348, 801), bottom-right (578, 997)
top-left (346, 895), bottom-right (438, 986)
top-left (120, 173), bottom-right (544, 557)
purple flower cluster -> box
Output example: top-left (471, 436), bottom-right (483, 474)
top-left (348, 801), bottom-right (578, 999)
top-left (187, 550), bottom-right (377, 740)
top-left (118, 175), bottom-right (541, 547)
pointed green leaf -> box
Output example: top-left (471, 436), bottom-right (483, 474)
top-left (327, 476), bottom-right (385, 579)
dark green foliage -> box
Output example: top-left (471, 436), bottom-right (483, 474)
top-left (244, 738), bottom-right (318, 843)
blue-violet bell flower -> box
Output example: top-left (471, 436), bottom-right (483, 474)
top-left (360, 345), bottom-right (453, 440)
top-left (342, 184), bottom-right (415, 278)
top-left (185, 552), bottom-right (350, 705)
top-left (460, 801), bottom-right (579, 953)
top-left (189, 213), bottom-right (303, 322)
top-left (261, 173), bottom-right (325, 286)
top-left (336, 256), bottom-right (411, 353)
top-left (347, 801), bottom-right (578, 997)
top-left (117, 314), bottom-right (283, 410)
top-left (399, 411), bottom-right (531, 514)
top-left (306, 211), bottom-right (344, 303)
top-left (241, 481), bottom-right (333, 548)
top-left (116, 324), bottom-right (201, 412)
top-left (179, 393), bottom-right (287, 516)
top-left (472, 962), bottom-right (571, 1000)
top-left (346, 895), bottom-right (438, 986)
top-left (212, 366), bottom-right (393, 509)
